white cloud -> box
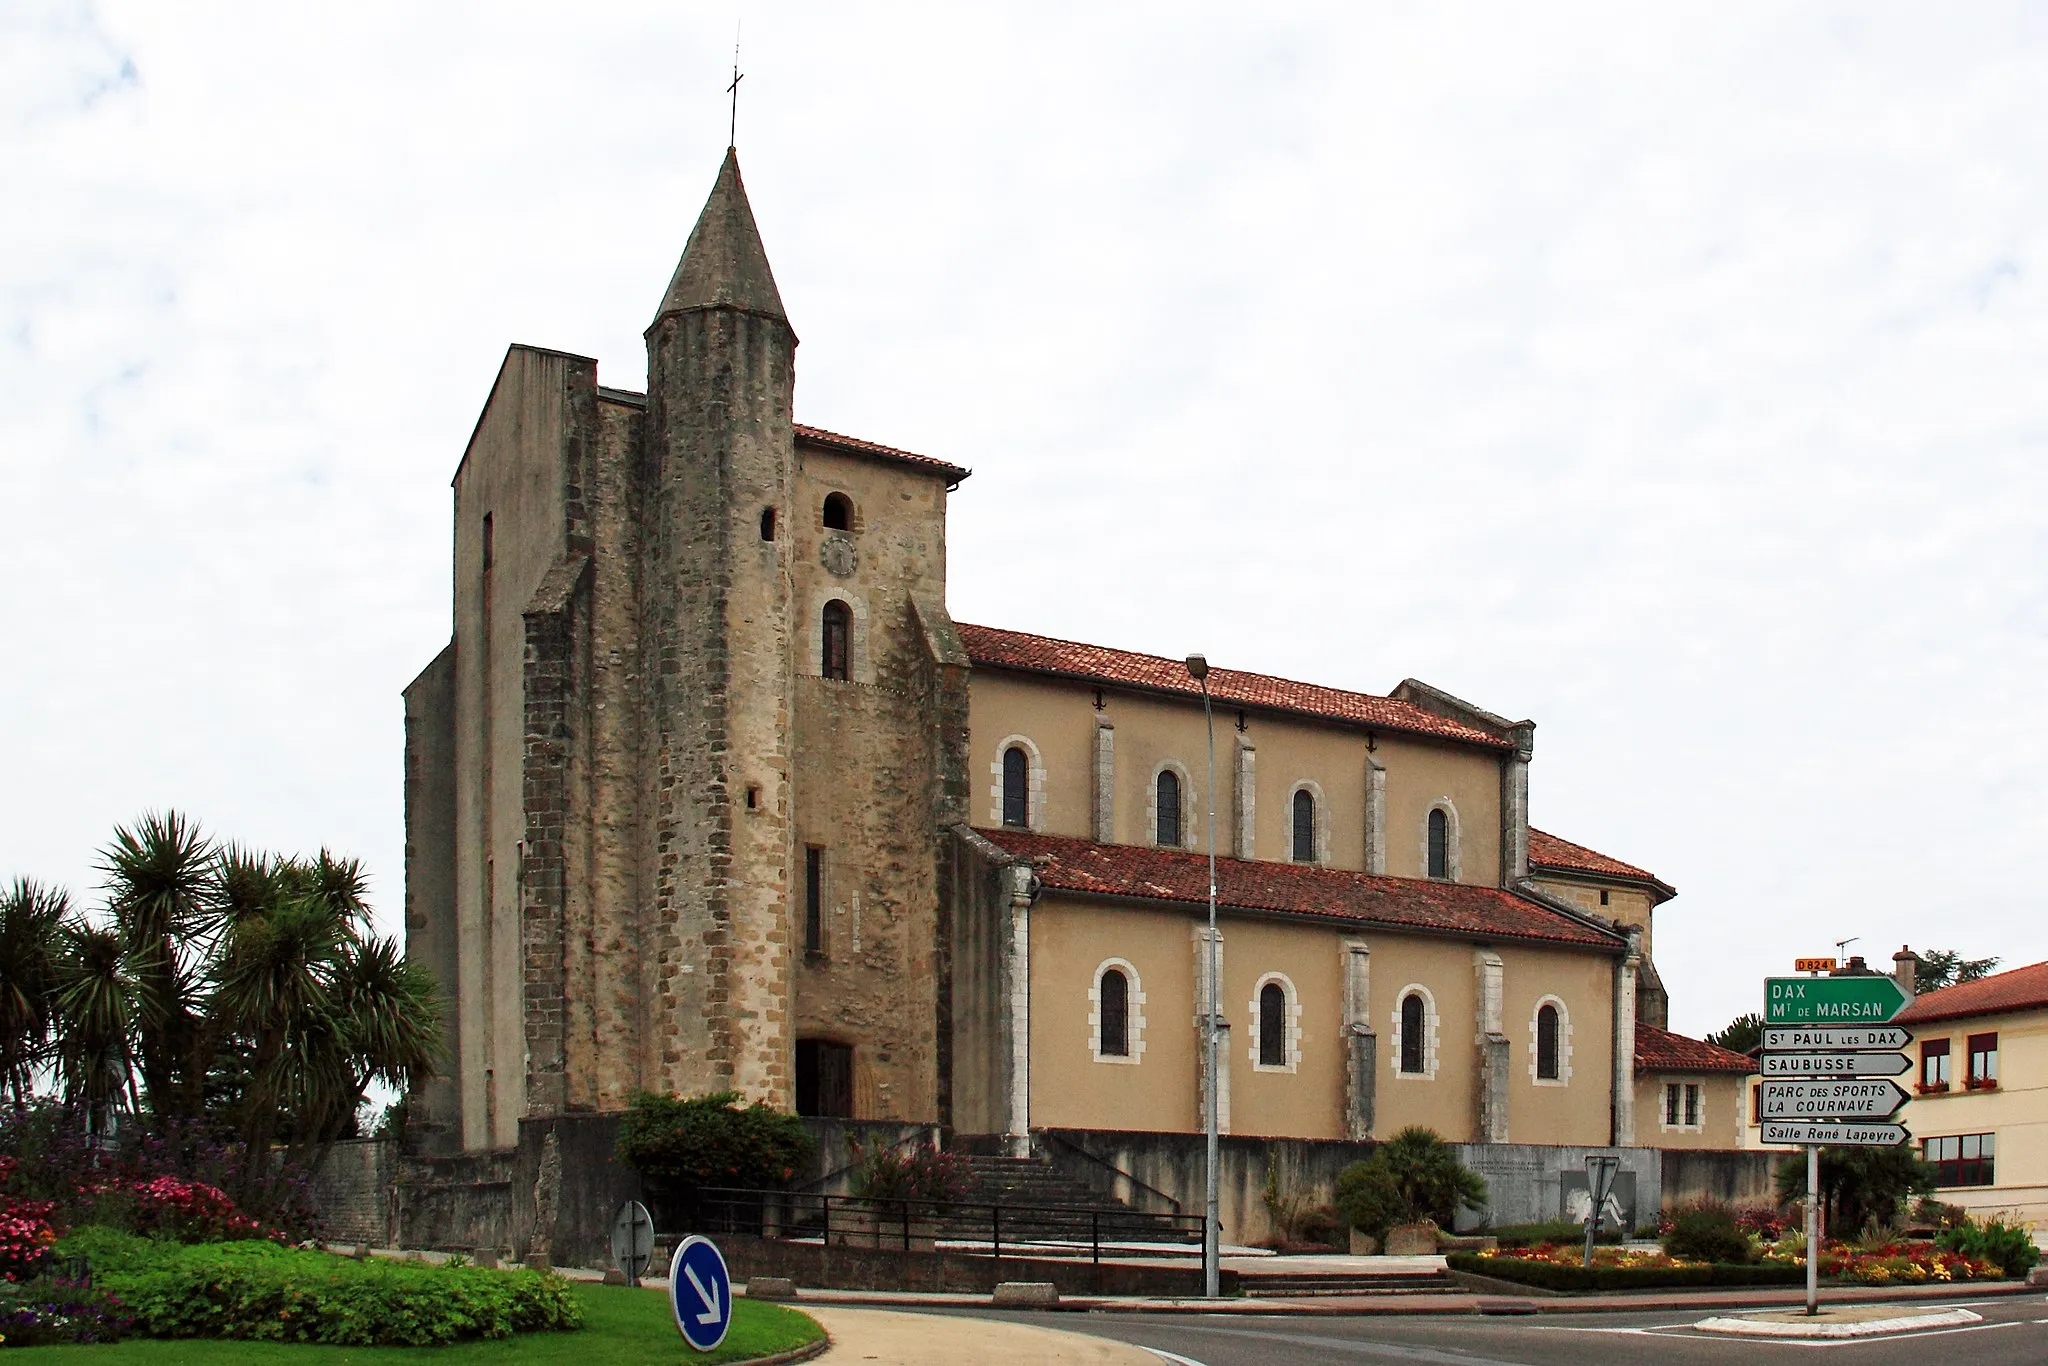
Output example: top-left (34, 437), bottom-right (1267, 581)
top-left (4, 1), bottom-right (2045, 1038)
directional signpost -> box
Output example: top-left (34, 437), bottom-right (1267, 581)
top-left (669, 1235), bottom-right (732, 1353)
top-left (1758, 964), bottom-right (1914, 1318)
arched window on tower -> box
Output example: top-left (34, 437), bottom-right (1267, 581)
top-left (1400, 992), bottom-right (1426, 1074)
top-left (822, 600), bottom-right (851, 681)
top-left (1427, 808), bottom-right (1449, 879)
top-left (823, 492), bottom-right (853, 531)
top-left (1259, 982), bottom-right (1287, 1067)
top-left (1099, 967), bottom-right (1129, 1057)
top-left (1002, 745), bottom-right (1030, 828)
top-left (1292, 789), bottom-right (1316, 862)
top-left (1537, 1003), bottom-right (1561, 1081)
top-left (1156, 769), bottom-right (1182, 847)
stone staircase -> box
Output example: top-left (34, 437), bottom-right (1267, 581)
top-left (1238, 1267), bottom-right (1460, 1296)
top-left (950, 1155), bottom-right (1198, 1245)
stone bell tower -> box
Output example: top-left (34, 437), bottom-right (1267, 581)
top-left (640, 147), bottom-right (800, 1105)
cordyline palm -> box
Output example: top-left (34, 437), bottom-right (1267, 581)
top-left (52, 921), bottom-right (138, 1127)
top-left (100, 811), bottom-right (216, 1122)
top-left (0, 878), bottom-right (69, 1102)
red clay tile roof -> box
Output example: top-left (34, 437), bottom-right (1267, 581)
top-left (1898, 961), bottom-right (2048, 1026)
top-left (976, 828), bottom-right (1621, 949)
top-left (1528, 829), bottom-right (1676, 900)
top-left (1635, 1022), bottom-right (1757, 1074)
top-left (957, 624), bottom-right (1511, 750)
top-left (795, 424), bottom-right (971, 482)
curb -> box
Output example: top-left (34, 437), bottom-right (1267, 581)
top-left (734, 1337), bottom-right (831, 1366)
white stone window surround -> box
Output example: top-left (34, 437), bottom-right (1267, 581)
top-left (1286, 780), bottom-right (1330, 864)
top-left (1660, 1078), bottom-right (1706, 1133)
top-left (1149, 759), bottom-right (1198, 850)
top-left (1248, 972), bottom-right (1304, 1073)
top-left (1529, 994), bottom-right (1573, 1086)
top-left (1088, 957), bottom-right (1147, 1065)
top-left (807, 587), bottom-right (872, 684)
top-left (989, 734), bottom-right (1047, 830)
top-left (1391, 984), bottom-right (1440, 1081)
top-left (1421, 797), bottom-right (1462, 881)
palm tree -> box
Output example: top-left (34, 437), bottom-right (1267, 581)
top-left (0, 879), bottom-right (69, 1102)
top-left (51, 921), bottom-right (137, 1130)
top-left (100, 811), bottom-right (215, 1123)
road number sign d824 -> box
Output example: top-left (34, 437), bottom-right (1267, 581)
top-left (1765, 976), bottom-right (1908, 1025)
top-left (669, 1235), bottom-right (731, 1353)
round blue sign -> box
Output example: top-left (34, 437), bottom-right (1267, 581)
top-left (668, 1234), bottom-right (732, 1352)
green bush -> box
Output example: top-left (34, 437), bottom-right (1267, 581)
top-left (1334, 1127), bottom-right (1487, 1239)
top-left (1488, 1219), bottom-right (1621, 1248)
top-left (1661, 1201), bottom-right (1753, 1265)
top-left (1445, 1252), bottom-right (1804, 1292)
top-left (58, 1229), bottom-right (582, 1346)
top-left (1936, 1215), bottom-right (2042, 1279)
top-left (615, 1091), bottom-right (813, 1192)
top-left (1774, 1144), bottom-right (1932, 1236)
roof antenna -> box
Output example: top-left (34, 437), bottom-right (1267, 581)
top-left (726, 21), bottom-right (744, 150)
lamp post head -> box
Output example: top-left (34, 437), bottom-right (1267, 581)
top-left (1185, 654), bottom-right (1209, 682)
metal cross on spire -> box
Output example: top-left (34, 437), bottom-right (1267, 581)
top-left (726, 25), bottom-right (743, 148)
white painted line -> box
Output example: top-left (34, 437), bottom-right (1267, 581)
top-left (1145, 1351), bottom-right (1212, 1366)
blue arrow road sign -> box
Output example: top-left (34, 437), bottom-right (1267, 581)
top-left (669, 1235), bottom-right (731, 1352)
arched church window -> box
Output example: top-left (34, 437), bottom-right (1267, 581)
top-left (1156, 770), bottom-right (1182, 847)
top-left (1259, 982), bottom-right (1287, 1067)
top-left (1427, 808), bottom-right (1449, 879)
top-left (822, 600), bottom-right (851, 681)
top-left (1292, 789), bottom-right (1316, 862)
top-left (1537, 1003), bottom-right (1561, 1080)
top-left (1002, 745), bottom-right (1029, 828)
top-left (823, 492), bottom-right (853, 531)
top-left (1099, 967), bottom-right (1129, 1057)
top-left (1400, 992), bottom-right (1426, 1074)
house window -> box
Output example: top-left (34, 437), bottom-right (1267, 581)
top-left (1924, 1133), bottom-right (1996, 1188)
top-left (1922, 1038), bottom-right (1952, 1090)
top-left (1099, 968), bottom-right (1129, 1057)
top-left (1751, 1081), bottom-right (1762, 1125)
top-left (1686, 1083), bottom-right (1702, 1127)
top-left (822, 492), bottom-right (853, 531)
top-left (1968, 1033), bottom-right (1999, 1085)
top-left (803, 847), bottom-right (825, 957)
top-left (1156, 769), bottom-right (1182, 847)
top-left (1664, 1082), bottom-right (1702, 1129)
top-left (1427, 808), bottom-right (1449, 879)
top-left (1599, 889), bottom-right (1610, 906)
top-left (1536, 1004), bottom-right (1561, 1081)
top-left (1259, 984), bottom-right (1286, 1066)
top-left (1292, 789), bottom-right (1316, 862)
top-left (1002, 746), bottom-right (1030, 828)
top-left (1399, 993), bottom-right (1425, 1074)
top-left (821, 600), bottom-right (851, 681)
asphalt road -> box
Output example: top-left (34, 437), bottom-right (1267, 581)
top-left (941, 1294), bottom-right (2048, 1365)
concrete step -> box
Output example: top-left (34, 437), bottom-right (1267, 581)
top-left (1239, 1272), bottom-right (1460, 1297)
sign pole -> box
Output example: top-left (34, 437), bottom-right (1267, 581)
top-left (1805, 1142), bottom-right (1818, 1317)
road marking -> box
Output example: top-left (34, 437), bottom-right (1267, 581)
top-left (1144, 1351), bottom-right (1212, 1366)
top-left (1117, 1321), bottom-right (1541, 1365)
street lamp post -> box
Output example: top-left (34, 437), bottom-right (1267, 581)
top-left (1186, 653), bottom-right (1220, 1299)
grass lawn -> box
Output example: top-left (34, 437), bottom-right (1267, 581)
top-left (4, 1282), bottom-right (824, 1366)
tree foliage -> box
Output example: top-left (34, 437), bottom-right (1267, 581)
top-left (1334, 1126), bottom-right (1487, 1237)
top-left (615, 1091), bottom-right (813, 1193)
top-left (1914, 949), bottom-right (2000, 993)
top-left (1705, 1012), bottom-right (1764, 1055)
top-left (1774, 1144), bottom-right (1933, 1236)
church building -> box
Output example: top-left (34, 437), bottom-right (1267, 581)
top-left (402, 149), bottom-right (1696, 1166)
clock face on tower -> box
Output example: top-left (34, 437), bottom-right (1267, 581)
top-left (820, 534), bottom-right (858, 578)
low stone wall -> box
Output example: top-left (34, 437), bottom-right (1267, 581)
top-left (310, 1138), bottom-right (397, 1247)
top-left (1660, 1148), bottom-right (1782, 1209)
top-left (398, 1144), bottom-right (519, 1257)
top-left (717, 1234), bottom-right (1231, 1296)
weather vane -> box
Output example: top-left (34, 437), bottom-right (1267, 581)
top-left (727, 24), bottom-right (743, 148)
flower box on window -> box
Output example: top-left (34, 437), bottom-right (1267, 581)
top-left (1965, 1076), bottom-right (1999, 1091)
top-left (1916, 1081), bottom-right (1951, 1095)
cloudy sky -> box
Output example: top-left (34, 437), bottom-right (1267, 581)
top-left (6, 2), bottom-right (2045, 1040)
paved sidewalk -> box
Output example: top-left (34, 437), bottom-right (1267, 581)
top-left (803, 1306), bottom-right (1157, 1365)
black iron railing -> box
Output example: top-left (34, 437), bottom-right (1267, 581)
top-left (672, 1187), bottom-right (1204, 1267)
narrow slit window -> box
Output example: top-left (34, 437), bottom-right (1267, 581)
top-left (803, 847), bottom-right (824, 957)
top-left (1292, 789), bottom-right (1316, 862)
top-left (1427, 808), bottom-right (1449, 878)
top-left (1156, 770), bottom-right (1182, 847)
top-left (1399, 993), bottom-right (1425, 1074)
top-left (1099, 968), bottom-right (1129, 1057)
top-left (1002, 746), bottom-right (1029, 827)
top-left (1536, 1004), bottom-right (1560, 1080)
top-left (760, 506), bottom-right (777, 541)
top-left (1259, 982), bottom-right (1287, 1067)
top-left (822, 600), bottom-right (851, 681)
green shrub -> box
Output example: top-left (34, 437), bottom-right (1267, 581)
top-left (1445, 1252), bottom-right (1803, 1292)
top-left (1488, 1219), bottom-right (1621, 1248)
top-left (1334, 1127), bottom-right (1487, 1238)
top-left (615, 1091), bottom-right (813, 1192)
top-left (1661, 1201), bottom-right (1753, 1265)
top-left (57, 1229), bottom-right (582, 1346)
top-left (1936, 1214), bottom-right (2042, 1279)
top-left (1774, 1144), bottom-right (1932, 1236)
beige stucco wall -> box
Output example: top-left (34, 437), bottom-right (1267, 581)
top-left (1531, 878), bottom-right (1659, 961)
top-left (966, 672), bottom-right (1504, 885)
top-left (1901, 1009), bottom-right (2048, 1227)
top-left (1027, 893), bottom-right (1616, 1144)
top-left (1638, 1071), bottom-right (1748, 1150)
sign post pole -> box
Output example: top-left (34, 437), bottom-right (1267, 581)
top-left (1805, 1142), bottom-right (1819, 1317)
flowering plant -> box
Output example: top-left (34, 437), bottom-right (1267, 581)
top-left (0, 1198), bottom-right (58, 1283)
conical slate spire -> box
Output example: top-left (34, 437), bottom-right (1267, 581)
top-left (652, 147), bottom-right (788, 326)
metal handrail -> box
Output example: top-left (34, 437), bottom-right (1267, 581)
top-left (1036, 1131), bottom-right (1184, 1215)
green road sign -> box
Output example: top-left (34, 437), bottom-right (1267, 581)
top-left (1765, 975), bottom-right (1908, 1025)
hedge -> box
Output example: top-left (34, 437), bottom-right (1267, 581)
top-left (59, 1229), bottom-right (583, 1346)
top-left (1444, 1252), bottom-right (1806, 1292)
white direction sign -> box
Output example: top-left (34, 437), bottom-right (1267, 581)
top-left (1762, 1120), bottom-right (1910, 1147)
top-left (1762, 1025), bottom-right (1910, 1053)
top-left (1759, 1050), bottom-right (1913, 1078)
top-left (1760, 1078), bottom-right (1908, 1119)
